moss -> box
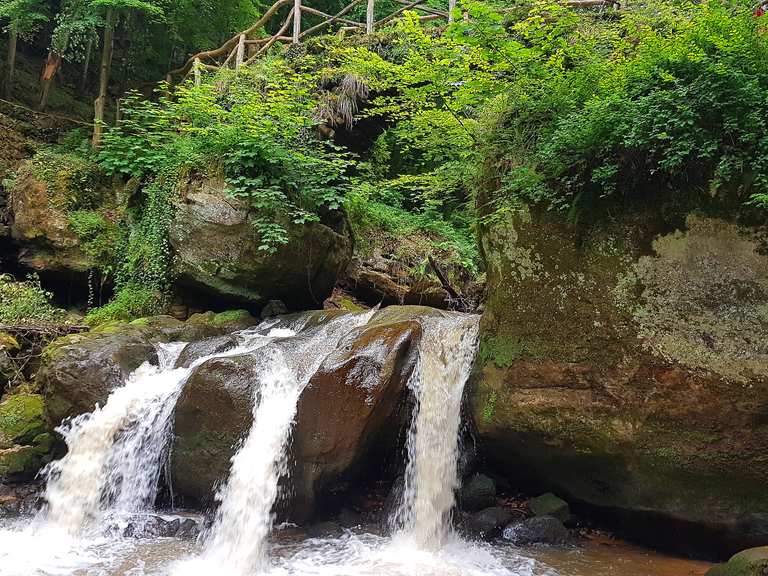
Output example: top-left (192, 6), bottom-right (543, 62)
top-left (0, 445), bottom-right (41, 477)
top-left (479, 336), bottom-right (532, 368)
top-left (32, 432), bottom-right (54, 454)
top-left (706, 547), bottom-right (768, 576)
top-left (211, 310), bottom-right (252, 327)
top-left (27, 150), bottom-right (106, 211)
top-left (482, 390), bottom-right (497, 425)
top-left (339, 298), bottom-right (366, 312)
top-left (0, 394), bottom-right (46, 445)
top-left (0, 333), bottom-right (19, 350)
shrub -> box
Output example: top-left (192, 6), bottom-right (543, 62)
top-left (0, 275), bottom-right (68, 325)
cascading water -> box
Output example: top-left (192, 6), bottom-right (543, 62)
top-left (176, 310), bottom-right (377, 576)
top-left (43, 341), bottom-right (188, 533)
top-left (258, 311), bottom-right (521, 576)
top-left (391, 314), bottom-right (480, 548)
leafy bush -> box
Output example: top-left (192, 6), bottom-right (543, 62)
top-left (84, 284), bottom-right (165, 326)
top-left (0, 275), bottom-right (68, 325)
top-left (477, 0), bottom-right (768, 219)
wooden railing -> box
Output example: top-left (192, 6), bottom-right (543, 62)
top-left (169, 0), bottom-right (620, 83)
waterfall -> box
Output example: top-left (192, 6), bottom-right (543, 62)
top-left (177, 309), bottom-right (376, 576)
top-left (41, 329), bottom-right (285, 535)
top-left (391, 314), bottom-right (480, 548)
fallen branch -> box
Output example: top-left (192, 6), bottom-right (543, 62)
top-left (0, 324), bottom-right (89, 336)
top-left (427, 255), bottom-right (460, 300)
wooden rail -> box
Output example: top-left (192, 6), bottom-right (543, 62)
top-left (170, 0), bottom-right (620, 83)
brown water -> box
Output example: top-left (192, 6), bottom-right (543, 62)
top-left (526, 538), bottom-right (712, 576)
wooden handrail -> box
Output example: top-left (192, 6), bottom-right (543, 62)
top-left (168, 0), bottom-right (622, 82)
top-left (170, 0), bottom-right (292, 77)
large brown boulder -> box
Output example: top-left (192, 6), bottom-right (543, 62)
top-left (169, 306), bottom-right (437, 515)
top-left (171, 353), bottom-right (259, 502)
top-left (471, 205), bottom-right (768, 556)
top-left (290, 315), bottom-right (423, 518)
top-left (9, 153), bottom-right (120, 280)
top-left (169, 177), bottom-right (353, 310)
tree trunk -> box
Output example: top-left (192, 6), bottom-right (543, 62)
top-left (93, 8), bottom-right (116, 149)
top-left (80, 36), bottom-right (94, 94)
top-left (38, 51), bottom-right (62, 111)
top-left (4, 30), bottom-right (17, 100)
top-left (293, 0), bottom-right (301, 43)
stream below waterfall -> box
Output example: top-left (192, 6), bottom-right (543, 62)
top-left (0, 310), bottom-right (713, 576)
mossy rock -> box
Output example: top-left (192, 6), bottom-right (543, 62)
top-left (169, 178), bottom-right (352, 310)
top-left (706, 547), bottom-right (768, 576)
top-left (472, 204), bottom-right (768, 555)
top-left (529, 493), bottom-right (570, 523)
top-left (0, 445), bottom-right (41, 478)
top-left (0, 394), bottom-right (46, 446)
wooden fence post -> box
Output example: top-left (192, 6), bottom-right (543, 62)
top-left (235, 34), bottom-right (246, 72)
top-left (448, 0), bottom-right (456, 22)
top-left (293, 0), bottom-right (301, 43)
top-left (194, 57), bottom-right (201, 86)
top-left (366, 0), bottom-right (375, 33)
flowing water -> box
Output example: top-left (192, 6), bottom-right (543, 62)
top-left (0, 310), bottom-right (713, 576)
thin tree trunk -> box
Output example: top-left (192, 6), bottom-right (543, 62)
top-left (293, 0), bottom-right (301, 43)
top-left (38, 51), bottom-right (62, 111)
top-left (366, 0), bottom-right (375, 33)
top-left (93, 8), bottom-right (116, 149)
top-left (4, 30), bottom-right (17, 100)
top-left (80, 36), bottom-right (94, 94)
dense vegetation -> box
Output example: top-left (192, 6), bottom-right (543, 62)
top-left (1, 0), bottom-right (766, 324)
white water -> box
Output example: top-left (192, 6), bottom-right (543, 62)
top-left (392, 314), bottom-right (480, 548)
top-left (176, 310), bottom-right (377, 576)
top-left (43, 341), bottom-right (188, 534)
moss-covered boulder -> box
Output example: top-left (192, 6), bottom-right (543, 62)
top-left (169, 177), bottom-right (353, 310)
top-left (706, 547), bottom-right (768, 576)
top-left (0, 394), bottom-right (46, 447)
top-left (0, 394), bottom-right (52, 481)
top-left (9, 152), bottom-right (121, 283)
top-left (38, 313), bottom-right (258, 426)
top-left (471, 204), bottom-right (768, 556)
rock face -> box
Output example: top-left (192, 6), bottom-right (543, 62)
top-left (38, 313), bottom-right (257, 427)
top-left (472, 205), bottom-right (768, 556)
top-left (8, 154), bottom-right (118, 282)
top-left (169, 177), bottom-right (353, 310)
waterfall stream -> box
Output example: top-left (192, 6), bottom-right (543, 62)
top-left (392, 314), bottom-right (480, 548)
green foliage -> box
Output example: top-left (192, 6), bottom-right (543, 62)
top-left (476, 0), bottom-right (768, 219)
top-left (0, 275), bottom-right (68, 325)
top-left (67, 210), bottom-right (120, 274)
top-left (98, 62), bottom-right (352, 254)
top-left (84, 283), bottom-right (164, 325)
top-left (0, 0), bottom-right (49, 39)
